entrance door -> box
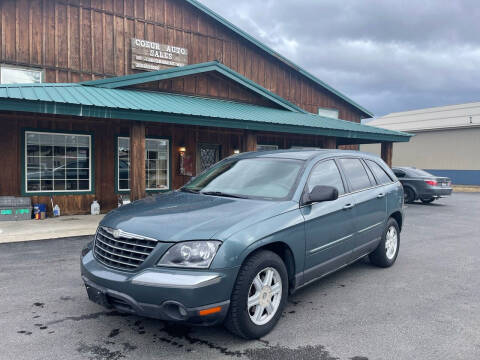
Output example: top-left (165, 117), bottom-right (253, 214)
top-left (197, 144), bottom-right (220, 173)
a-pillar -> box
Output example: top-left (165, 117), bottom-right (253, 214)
top-left (381, 142), bottom-right (393, 167)
top-left (130, 122), bottom-right (146, 201)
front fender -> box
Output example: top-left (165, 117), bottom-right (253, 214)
top-left (210, 208), bottom-right (306, 274)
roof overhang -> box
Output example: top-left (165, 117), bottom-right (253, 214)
top-left (81, 61), bottom-right (305, 113)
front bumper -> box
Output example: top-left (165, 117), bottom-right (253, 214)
top-left (81, 251), bottom-right (238, 325)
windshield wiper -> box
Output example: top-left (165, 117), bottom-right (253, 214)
top-left (180, 188), bottom-right (200, 194)
top-left (200, 191), bottom-right (248, 199)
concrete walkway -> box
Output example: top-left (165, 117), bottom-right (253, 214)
top-left (0, 214), bottom-right (104, 243)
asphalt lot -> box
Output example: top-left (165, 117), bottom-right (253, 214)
top-left (0, 193), bottom-right (479, 360)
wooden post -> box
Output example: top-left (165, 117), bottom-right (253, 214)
top-left (323, 136), bottom-right (337, 149)
top-left (130, 122), bottom-right (146, 201)
top-left (245, 131), bottom-right (257, 152)
top-left (381, 142), bottom-right (393, 167)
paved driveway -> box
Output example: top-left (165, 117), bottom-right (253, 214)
top-left (0, 193), bottom-right (479, 360)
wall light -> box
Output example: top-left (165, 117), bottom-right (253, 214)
top-left (179, 146), bottom-right (187, 153)
top-left (233, 149), bottom-right (240, 154)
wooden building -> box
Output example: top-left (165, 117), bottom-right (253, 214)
top-left (0, 0), bottom-right (410, 215)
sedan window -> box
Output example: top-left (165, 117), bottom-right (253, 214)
top-left (182, 158), bottom-right (304, 200)
top-left (338, 158), bottom-right (373, 192)
top-left (366, 160), bottom-right (392, 185)
top-left (306, 160), bottom-right (345, 195)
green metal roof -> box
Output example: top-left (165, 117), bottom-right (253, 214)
top-left (184, 0), bottom-right (374, 118)
top-left (81, 61), bottom-right (305, 113)
top-left (0, 83), bottom-right (409, 142)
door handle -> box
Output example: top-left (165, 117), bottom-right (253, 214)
top-left (377, 193), bottom-right (385, 198)
top-left (343, 203), bottom-right (354, 210)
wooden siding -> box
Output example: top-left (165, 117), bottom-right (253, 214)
top-left (0, 0), bottom-right (363, 121)
top-left (129, 72), bottom-right (282, 108)
top-left (0, 114), bottom-right (332, 215)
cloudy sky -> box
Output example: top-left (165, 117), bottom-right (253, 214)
top-left (201, 0), bottom-right (480, 118)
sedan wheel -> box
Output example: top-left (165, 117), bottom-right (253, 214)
top-left (404, 187), bottom-right (415, 203)
top-left (225, 250), bottom-right (288, 339)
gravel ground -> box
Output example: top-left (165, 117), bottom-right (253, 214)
top-left (0, 193), bottom-right (479, 360)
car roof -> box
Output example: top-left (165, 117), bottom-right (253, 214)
top-left (235, 149), bottom-right (383, 162)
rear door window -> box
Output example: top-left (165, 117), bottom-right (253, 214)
top-left (338, 158), bottom-right (373, 192)
top-left (366, 160), bottom-right (393, 185)
top-left (307, 160), bottom-right (345, 195)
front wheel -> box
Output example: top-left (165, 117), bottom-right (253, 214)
top-left (225, 250), bottom-right (288, 339)
top-left (369, 218), bottom-right (400, 267)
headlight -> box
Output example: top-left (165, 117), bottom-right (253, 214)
top-left (157, 241), bottom-right (221, 269)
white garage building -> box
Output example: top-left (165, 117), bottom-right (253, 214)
top-left (361, 102), bottom-right (480, 185)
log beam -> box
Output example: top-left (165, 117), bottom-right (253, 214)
top-left (130, 122), bottom-right (146, 201)
top-left (381, 142), bottom-right (393, 167)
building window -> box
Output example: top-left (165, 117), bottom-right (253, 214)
top-left (318, 107), bottom-right (339, 119)
top-left (24, 131), bottom-right (92, 193)
top-left (256, 144), bottom-right (279, 151)
top-left (117, 137), bottom-right (170, 192)
top-left (1, 65), bottom-right (44, 84)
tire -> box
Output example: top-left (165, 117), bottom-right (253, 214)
top-left (420, 197), bottom-right (435, 204)
top-left (225, 250), bottom-right (288, 339)
top-left (404, 187), bottom-right (415, 204)
top-left (369, 218), bottom-right (400, 268)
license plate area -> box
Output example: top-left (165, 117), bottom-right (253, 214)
top-left (86, 284), bottom-right (112, 308)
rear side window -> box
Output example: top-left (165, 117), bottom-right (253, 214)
top-left (338, 158), bottom-right (372, 192)
top-left (366, 160), bottom-right (392, 185)
top-left (307, 160), bottom-right (345, 195)
top-left (393, 169), bottom-right (405, 178)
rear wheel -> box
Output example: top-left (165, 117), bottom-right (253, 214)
top-left (420, 197), bottom-right (435, 204)
top-left (369, 218), bottom-right (400, 268)
top-left (404, 187), bottom-right (415, 203)
top-left (225, 250), bottom-right (288, 339)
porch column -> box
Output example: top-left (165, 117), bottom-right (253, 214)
top-left (245, 131), bottom-right (257, 152)
top-left (323, 136), bottom-right (337, 149)
top-left (130, 122), bottom-right (146, 201)
top-left (381, 142), bottom-right (393, 167)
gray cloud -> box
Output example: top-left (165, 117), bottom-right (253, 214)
top-left (200, 0), bottom-right (480, 117)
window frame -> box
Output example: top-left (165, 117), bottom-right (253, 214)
top-left (22, 129), bottom-right (95, 196)
top-left (337, 157), bottom-right (376, 194)
top-left (0, 64), bottom-right (44, 84)
top-left (365, 159), bottom-right (395, 185)
top-left (318, 107), bottom-right (339, 119)
top-left (115, 135), bottom-right (172, 194)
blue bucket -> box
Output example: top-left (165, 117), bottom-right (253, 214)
top-left (33, 203), bottom-right (47, 214)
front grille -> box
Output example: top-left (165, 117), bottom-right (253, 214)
top-left (94, 227), bottom-right (158, 271)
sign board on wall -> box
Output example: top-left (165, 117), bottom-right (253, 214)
top-left (131, 38), bottom-right (188, 71)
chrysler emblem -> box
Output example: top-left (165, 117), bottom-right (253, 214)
top-left (113, 229), bottom-right (122, 239)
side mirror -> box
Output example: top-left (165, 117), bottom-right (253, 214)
top-left (303, 185), bottom-right (338, 205)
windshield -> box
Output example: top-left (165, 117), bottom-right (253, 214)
top-left (182, 158), bottom-right (304, 200)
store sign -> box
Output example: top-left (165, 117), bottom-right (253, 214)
top-left (131, 38), bottom-right (188, 71)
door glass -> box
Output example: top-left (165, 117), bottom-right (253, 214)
top-left (198, 144), bottom-right (220, 172)
top-left (366, 160), bottom-right (392, 185)
top-left (307, 160), bottom-right (345, 195)
top-left (339, 158), bottom-right (372, 192)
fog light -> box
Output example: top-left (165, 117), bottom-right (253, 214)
top-left (198, 306), bottom-right (222, 316)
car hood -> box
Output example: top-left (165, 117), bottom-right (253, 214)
top-left (100, 191), bottom-right (296, 242)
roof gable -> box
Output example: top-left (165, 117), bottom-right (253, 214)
top-left (81, 61), bottom-right (305, 113)
top-left (184, 0), bottom-right (373, 118)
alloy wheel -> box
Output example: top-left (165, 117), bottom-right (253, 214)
top-left (247, 267), bottom-right (282, 326)
top-left (385, 226), bottom-right (398, 260)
